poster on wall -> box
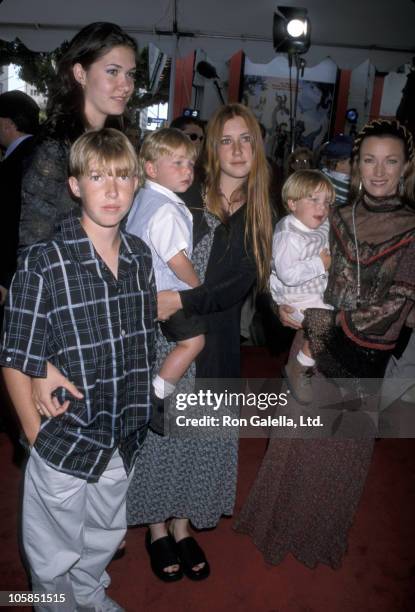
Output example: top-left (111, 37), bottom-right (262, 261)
top-left (242, 58), bottom-right (337, 166)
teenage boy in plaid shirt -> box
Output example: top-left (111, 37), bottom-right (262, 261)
top-left (0, 128), bottom-right (156, 612)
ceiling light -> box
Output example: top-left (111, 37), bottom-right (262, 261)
top-left (273, 6), bottom-right (311, 54)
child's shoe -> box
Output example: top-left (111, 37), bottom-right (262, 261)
top-left (283, 357), bottom-right (314, 405)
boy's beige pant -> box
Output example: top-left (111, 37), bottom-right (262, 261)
top-left (22, 447), bottom-right (132, 612)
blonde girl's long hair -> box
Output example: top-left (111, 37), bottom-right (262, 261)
top-left (203, 103), bottom-right (272, 291)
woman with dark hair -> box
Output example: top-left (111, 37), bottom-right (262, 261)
top-left (19, 21), bottom-right (138, 247)
top-left (127, 103), bottom-right (273, 581)
top-left (235, 119), bottom-right (415, 569)
top-left (306, 119), bottom-right (415, 379)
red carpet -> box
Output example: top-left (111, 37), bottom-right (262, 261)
top-left (1, 346), bottom-right (415, 611)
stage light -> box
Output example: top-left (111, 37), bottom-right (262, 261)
top-left (286, 19), bottom-right (307, 38)
top-left (273, 6), bottom-right (311, 55)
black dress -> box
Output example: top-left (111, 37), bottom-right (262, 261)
top-left (182, 190), bottom-right (257, 378)
top-left (127, 187), bottom-right (257, 528)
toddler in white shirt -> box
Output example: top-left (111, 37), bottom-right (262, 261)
top-left (270, 169), bottom-right (335, 404)
top-left (127, 128), bottom-right (205, 432)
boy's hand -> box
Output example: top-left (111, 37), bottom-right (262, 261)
top-left (319, 248), bottom-right (331, 271)
top-left (32, 362), bottom-right (83, 418)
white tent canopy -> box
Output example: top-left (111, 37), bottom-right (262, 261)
top-left (0, 0), bottom-right (414, 71)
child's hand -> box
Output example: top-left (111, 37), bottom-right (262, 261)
top-left (32, 362), bottom-right (83, 418)
top-left (319, 248), bottom-right (331, 271)
top-left (278, 304), bottom-right (303, 330)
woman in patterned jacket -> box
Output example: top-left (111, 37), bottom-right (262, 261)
top-left (235, 120), bottom-right (415, 569)
top-left (19, 21), bottom-right (138, 248)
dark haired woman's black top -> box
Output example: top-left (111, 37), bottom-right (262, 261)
top-left (20, 135), bottom-right (76, 248)
top-left (19, 114), bottom-right (123, 249)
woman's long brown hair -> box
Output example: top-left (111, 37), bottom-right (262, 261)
top-left (203, 103), bottom-right (273, 291)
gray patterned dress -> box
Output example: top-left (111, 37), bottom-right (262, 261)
top-left (127, 211), bottom-right (239, 528)
top-left (234, 331), bottom-right (375, 569)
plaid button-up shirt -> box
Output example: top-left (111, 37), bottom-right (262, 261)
top-left (0, 211), bottom-right (157, 482)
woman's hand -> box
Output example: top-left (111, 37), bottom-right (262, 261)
top-left (278, 304), bottom-right (303, 330)
top-left (32, 362), bottom-right (83, 418)
top-left (157, 290), bottom-right (183, 321)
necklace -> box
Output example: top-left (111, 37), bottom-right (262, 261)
top-left (219, 190), bottom-right (245, 216)
top-left (351, 200), bottom-right (361, 307)
top-left (220, 191), bottom-right (235, 214)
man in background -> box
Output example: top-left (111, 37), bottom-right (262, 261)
top-left (0, 90), bottom-right (39, 311)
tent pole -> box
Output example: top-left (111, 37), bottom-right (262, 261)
top-left (167, 0), bottom-right (178, 123)
top-left (168, 42), bottom-right (177, 124)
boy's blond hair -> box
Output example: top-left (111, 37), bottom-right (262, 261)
top-left (282, 169), bottom-right (335, 210)
top-left (69, 128), bottom-right (139, 178)
top-left (138, 127), bottom-right (197, 186)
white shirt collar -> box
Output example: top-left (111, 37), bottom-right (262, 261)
top-left (145, 180), bottom-right (186, 205)
top-left (4, 134), bottom-right (32, 160)
top-left (288, 213), bottom-right (328, 233)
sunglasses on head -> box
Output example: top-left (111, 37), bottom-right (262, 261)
top-left (187, 132), bottom-right (204, 142)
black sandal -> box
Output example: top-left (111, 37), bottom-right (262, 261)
top-left (175, 537), bottom-right (210, 581)
top-left (145, 530), bottom-right (183, 582)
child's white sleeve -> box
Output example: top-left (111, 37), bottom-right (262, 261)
top-left (148, 204), bottom-right (192, 264)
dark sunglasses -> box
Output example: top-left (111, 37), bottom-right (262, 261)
top-left (187, 132), bottom-right (204, 142)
